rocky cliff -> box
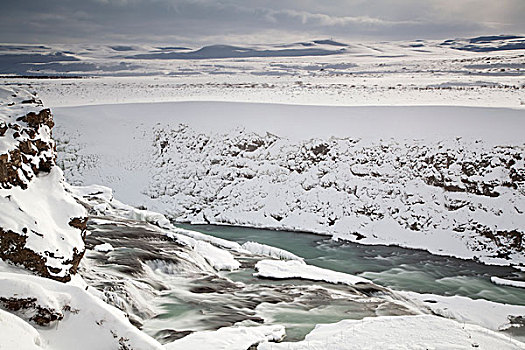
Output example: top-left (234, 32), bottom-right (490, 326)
top-left (0, 86), bottom-right (87, 282)
top-left (142, 125), bottom-right (525, 266)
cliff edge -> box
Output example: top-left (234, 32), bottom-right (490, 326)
top-left (0, 86), bottom-right (86, 282)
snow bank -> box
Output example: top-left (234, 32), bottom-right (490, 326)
top-left (165, 324), bottom-right (285, 350)
top-left (169, 227), bottom-right (242, 251)
top-left (254, 259), bottom-right (370, 285)
top-left (400, 291), bottom-right (525, 332)
top-left (258, 315), bottom-right (525, 350)
top-left (241, 241), bottom-right (303, 261)
top-left (0, 309), bottom-right (44, 350)
top-left (491, 276), bottom-right (525, 289)
top-left (0, 272), bottom-right (163, 350)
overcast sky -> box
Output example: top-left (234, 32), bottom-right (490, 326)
top-left (1, 0), bottom-right (524, 45)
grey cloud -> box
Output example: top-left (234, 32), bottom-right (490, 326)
top-left (0, 0), bottom-right (523, 44)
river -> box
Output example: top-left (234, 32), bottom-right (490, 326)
top-left (177, 224), bottom-right (525, 306)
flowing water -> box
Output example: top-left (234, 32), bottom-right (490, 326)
top-left (177, 224), bottom-right (525, 306)
top-left (106, 222), bottom-right (525, 343)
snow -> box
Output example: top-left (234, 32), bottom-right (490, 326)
top-left (192, 240), bottom-right (240, 271)
top-left (0, 309), bottom-right (44, 350)
top-left (254, 259), bottom-right (370, 285)
top-left (258, 315), bottom-right (525, 350)
top-left (93, 242), bottom-right (114, 253)
top-left (241, 241), bottom-right (304, 261)
top-left (0, 272), bottom-right (163, 350)
top-left (491, 276), bottom-right (525, 289)
top-left (400, 291), bottom-right (525, 332)
top-left (164, 324), bottom-right (285, 350)
top-left (53, 101), bottom-right (525, 266)
top-left (54, 102), bottom-right (525, 144)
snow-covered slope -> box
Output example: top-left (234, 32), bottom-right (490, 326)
top-left (0, 272), bottom-right (164, 350)
top-left (0, 87), bottom-right (167, 349)
top-left (54, 101), bottom-right (525, 266)
top-left (0, 308), bottom-right (44, 350)
top-left (0, 86), bottom-right (86, 282)
top-left (443, 35), bottom-right (525, 52)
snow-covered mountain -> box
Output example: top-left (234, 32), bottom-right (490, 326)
top-left (1, 35), bottom-right (524, 78)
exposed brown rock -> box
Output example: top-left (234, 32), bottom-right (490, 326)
top-left (0, 296), bottom-right (64, 326)
top-left (0, 228), bottom-right (51, 279)
top-left (0, 108), bottom-right (56, 189)
top-left (16, 108), bottom-right (54, 130)
top-left (69, 217), bottom-right (88, 231)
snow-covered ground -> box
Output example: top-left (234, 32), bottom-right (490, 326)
top-left (1, 36), bottom-right (524, 108)
top-left (1, 35), bottom-right (525, 349)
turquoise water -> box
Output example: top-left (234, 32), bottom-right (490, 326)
top-left (177, 224), bottom-right (525, 306)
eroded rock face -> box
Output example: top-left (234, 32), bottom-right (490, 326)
top-left (0, 86), bottom-right (87, 282)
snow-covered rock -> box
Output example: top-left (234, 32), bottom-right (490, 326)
top-left (144, 124), bottom-right (525, 266)
top-left (254, 259), bottom-right (370, 285)
top-left (93, 242), bottom-right (114, 253)
top-left (0, 86), bottom-right (86, 282)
